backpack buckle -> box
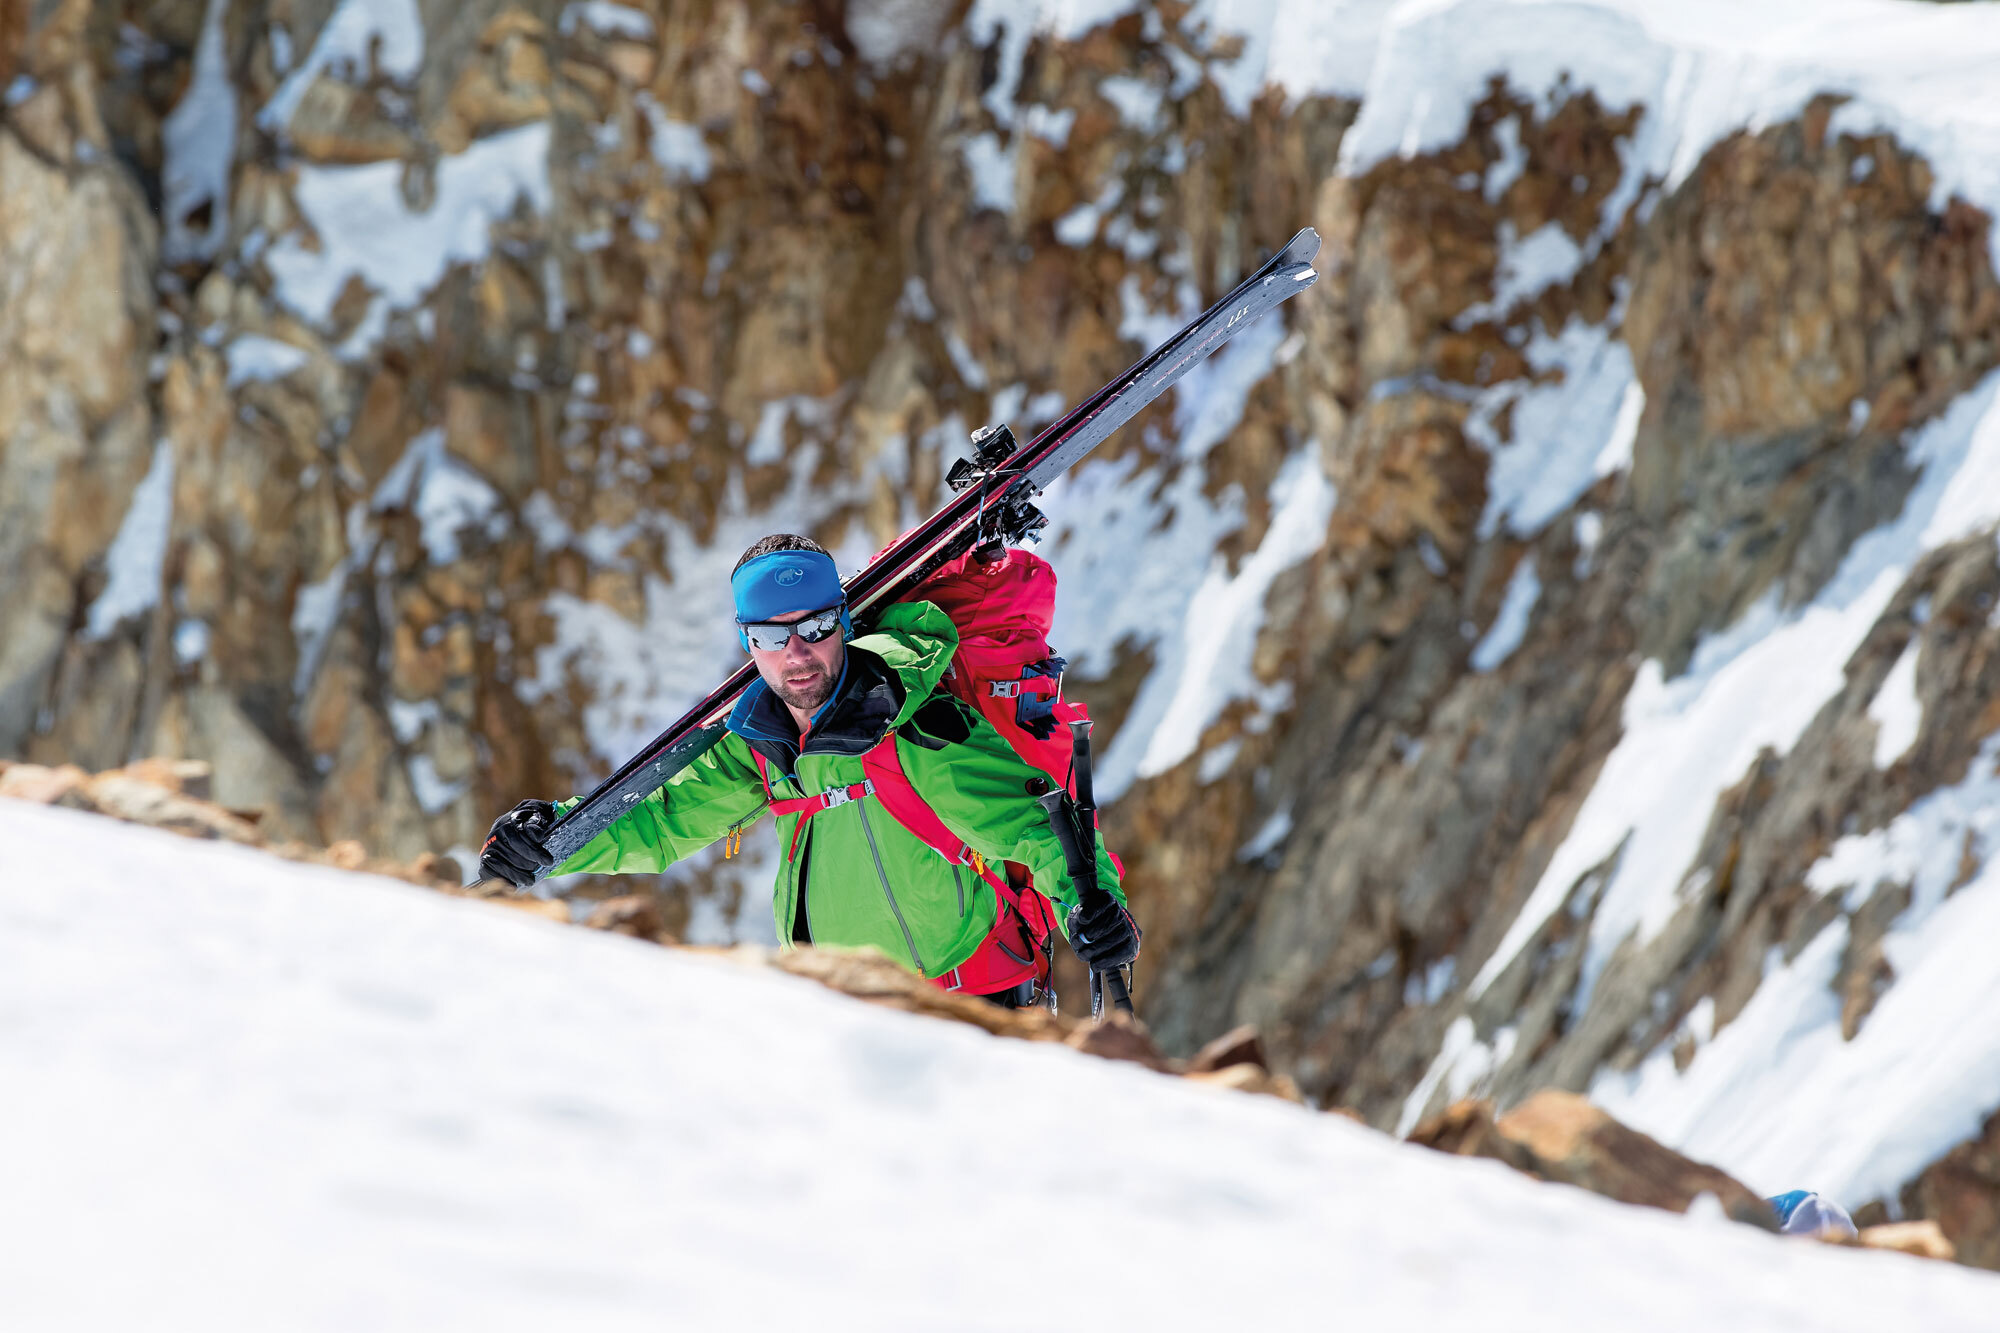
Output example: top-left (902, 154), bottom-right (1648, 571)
top-left (989, 680), bottom-right (1021, 698)
top-left (820, 780), bottom-right (874, 809)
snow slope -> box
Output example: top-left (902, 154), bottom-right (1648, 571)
top-left (4, 802), bottom-right (1997, 1330)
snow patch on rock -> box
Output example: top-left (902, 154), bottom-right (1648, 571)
top-left (1472, 368), bottom-right (2000, 1012)
top-left (261, 0), bottom-right (424, 133)
top-left (1866, 639), bottom-right (1923, 769)
top-left (1131, 450), bottom-right (1336, 787)
top-left (1337, 0), bottom-right (2000, 270)
top-left (1596, 735), bottom-right (2000, 1207)
top-left (267, 123), bottom-right (552, 345)
top-left (961, 131), bottom-right (1017, 215)
top-left (224, 335), bottom-right (310, 389)
top-left (161, 0), bottom-right (237, 263)
top-left (1469, 320), bottom-right (1640, 540)
top-left (846, 0), bottom-right (956, 66)
top-left (1455, 221), bottom-right (1587, 328)
top-left (83, 439), bottom-right (175, 640)
top-left (560, 1), bottom-right (655, 40)
top-left (1399, 1015), bottom-right (1520, 1136)
top-left (640, 96), bottom-right (711, 182)
top-left (1471, 557), bottom-right (1541, 673)
top-left (966, 0), bottom-right (1143, 124)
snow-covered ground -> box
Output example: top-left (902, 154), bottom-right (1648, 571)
top-left (4, 802), bottom-right (1997, 1330)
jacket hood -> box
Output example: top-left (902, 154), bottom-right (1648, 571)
top-left (852, 599), bottom-right (959, 727)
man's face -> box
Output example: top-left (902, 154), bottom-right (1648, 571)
top-left (748, 606), bottom-right (846, 715)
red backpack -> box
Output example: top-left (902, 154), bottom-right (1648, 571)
top-left (753, 547), bottom-right (1104, 997)
top-left (912, 546), bottom-right (1093, 784)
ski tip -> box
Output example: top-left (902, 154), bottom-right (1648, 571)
top-left (1279, 227), bottom-right (1321, 269)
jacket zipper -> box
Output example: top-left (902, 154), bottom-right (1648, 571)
top-left (951, 863), bottom-right (965, 918)
top-left (791, 827), bottom-right (814, 944)
top-left (855, 802), bottom-right (926, 974)
top-left (770, 772), bottom-right (810, 943)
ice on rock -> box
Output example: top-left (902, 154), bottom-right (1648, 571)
top-left (83, 439), bottom-right (176, 640)
top-left (1471, 557), bottom-right (1541, 673)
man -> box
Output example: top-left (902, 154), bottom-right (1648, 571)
top-left (480, 534), bottom-right (1139, 1007)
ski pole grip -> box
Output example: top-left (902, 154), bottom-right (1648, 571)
top-left (1034, 787), bottom-right (1087, 875)
top-left (1067, 718), bottom-right (1095, 810)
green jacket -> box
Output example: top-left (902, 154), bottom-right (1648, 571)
top-left (554, 601), bottom-right (1123, 978)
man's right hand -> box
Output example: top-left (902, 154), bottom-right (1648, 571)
top-left (479, 799), bottom-right (557, 887)
top-left (1066, 892), bottom-right (1140, 971)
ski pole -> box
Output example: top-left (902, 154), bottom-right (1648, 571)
top-left (1032, 787), bottom-right (1133, 1018)
top-left (1065, 719), bottom-right (1133, 1017)
top-left (1030, 726), bottom-right (1133, 1018)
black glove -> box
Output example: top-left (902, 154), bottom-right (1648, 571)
top-left (480, 799), bottom-right (557, 887)
top-left (1066, 893), bottom-right (1140, 971)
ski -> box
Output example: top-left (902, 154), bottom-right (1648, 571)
top-left (508, 227), bottom-right (1321, 880)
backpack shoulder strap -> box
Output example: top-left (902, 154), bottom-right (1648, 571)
top-left (861, 731), bottom-right (1024, 910)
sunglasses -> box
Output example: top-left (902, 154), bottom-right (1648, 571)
top-left (739, 603), bottom-right (845, 652)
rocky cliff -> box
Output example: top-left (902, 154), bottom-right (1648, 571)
top-left (9, 0), bottom-right (2000, 1266)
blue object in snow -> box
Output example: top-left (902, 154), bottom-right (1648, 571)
top-left (1767, 1190), bottom-right (1858, 1238)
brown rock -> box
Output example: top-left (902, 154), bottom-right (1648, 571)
top-left (584, 894), bottom-right (673, 942)
top-left (119, 758), bottom-right (214, 800)
top-left (1188, 1024), bottom-right (1269, 1074)
top-left (0, 763), bottom-right (87, 805)
top-left (1407, 1098), bottom-right (1519, 1159)
top-left (1900, 1105), bottom-right (2000, 1270)
top-left (1185, 1062), bottom-right (1307, 1104)
top-left (491, 895), bottom-right (572, 923)
top-left (284, 78), bottom-right (418, 164)
top-left (68, 772), bottom-right (262, 844)
top-left (407, 852), bottom-right (464, 887)
top-left (0, 0), bottom-right (22, 91)
top-left (1063, 1011), bottom-right (1174, 1071)
top-left (1854, 1221), bottom-right (1956, 1263)
top-left (325, 840), bottom-right (369, 870)
top-left (761, 945), bottom-right (1068, 1044)
top-left (1411, 1092), bottom-right (1778, 1229)
top-left (603, 41), bottom-right (656, 87)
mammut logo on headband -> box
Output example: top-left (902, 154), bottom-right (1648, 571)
top-left (775, 566), bottom-right (804, 586)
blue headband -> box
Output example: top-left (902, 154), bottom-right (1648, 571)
top-left (731, 550), bottom-right (851, 649)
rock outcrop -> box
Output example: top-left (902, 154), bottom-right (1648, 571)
top-left (0, 756), bottom-right (463, 887)
top-left (1898, 1108), bottom-right (2000, 1271)
top-left (1410, 1091), bottom-right (1777, 1230)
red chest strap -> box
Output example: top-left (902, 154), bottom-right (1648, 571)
top-left (751, 749), bottom-right (877, 862)
top-left (749, 734), bottom-right (1027, 912)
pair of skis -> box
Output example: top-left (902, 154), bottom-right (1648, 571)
top-left (492, 227), bottom-right (1323, 1010)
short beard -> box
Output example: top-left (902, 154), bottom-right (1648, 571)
top-left (771, 665), bottom-right (834, 713)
